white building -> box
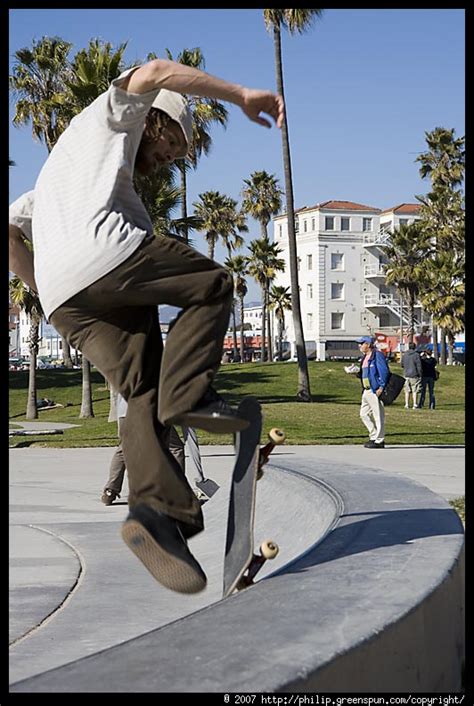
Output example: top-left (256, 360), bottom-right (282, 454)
top-left (273, 199), bottom-right (427, 360)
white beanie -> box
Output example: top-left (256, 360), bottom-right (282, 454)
top-left (151, 89), bottom-right (193, 158)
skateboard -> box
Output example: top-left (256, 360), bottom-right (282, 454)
top-left (223, 396), bottom-right (285, 598)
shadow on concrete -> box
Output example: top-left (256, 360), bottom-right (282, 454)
top-left (277, 507), bottom-right (463, 574)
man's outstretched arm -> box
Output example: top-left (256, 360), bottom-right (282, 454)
top-left (124, 58), bottom-right (284, 129)
top-left (9, 225), bottom-right (38, 292)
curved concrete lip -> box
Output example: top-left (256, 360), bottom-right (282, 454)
top-left (9, 455), bottom-right (340, 684)
top-left (9, 446), bottom-right (464, 692)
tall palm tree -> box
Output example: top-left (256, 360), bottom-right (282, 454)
top-left (225, 255), bottom-right (249, 363)
top-left (10, 36), bottom-right (75, 367)
top-left (9, 277), bottom-right (44, 419)
top-left (160, 48), bottom-right (228, 244)
top-left (383, 222), bottom-right (432, 344)
top-left (192, 191), bottom-right (243, 260)
top-left (263, 9), bottom-right (323, 396)
top-left (241, 170), bottom-right (284, 239)
top-left (268, 285), bottom-right (292, 360)
top-left (247, 238), bottom-right (286, 362)
top-left (415, 127), bottom-right (465, 362)
top-left (420, 252), bottom-right (464, 365)
top-left (10, 36), bottom-right (73, 152)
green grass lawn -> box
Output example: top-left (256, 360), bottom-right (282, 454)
top-left (9, 361), bottom-right (464, 448)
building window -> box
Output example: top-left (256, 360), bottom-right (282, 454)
top-left (307, 313), bottom-right (313, 330)
top-left (325, 216), bottom-right (334, 230)
top-left (295, 218), bottom-right (299, 233)
top-left (362, 218), bottom-right (373, 232)
top-left (278, 224), bottom-right (282, 237)
top-left (399, 218), bottom-right (408, 227)
top-left (307, 284), bottom-right (313, 299)
top-left (303, 220), bottom-right (307, 233)
top-left (331, 253), bottom-right (344, 270)
top-left (341, 217), bottom-right (350, 231)
top-left (331, 283), bottom-right (344, 300)
top-left (311, 218), bottom-right (315, 230)
top-left (307, 254), bottom-right (313, 270)
top-left (331, 312), bottom-right (344, 330)
top-left (297, 257), bottom-right (301, 271)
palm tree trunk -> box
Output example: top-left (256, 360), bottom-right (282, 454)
top-left (179, 162), bottom-right (189, 245)
top-left (231, 301), bottom-right (239, 361)
top-left (431, 317), bottom-right (439, 363)
top-left (447, 332), bottom-right (455, 365)
top-left (279, 317), bottom-right (284, 359)
top-left (260, 286), bottom-right (266, 362)
top-left (26, 320), bottom-right (40, 419)
top-left (409, 293), bottom-right (415, 345)
top-left (61, 335), bottom-right (73, 368)
top-left (239, 295), bottom-right (245, 363)
top-left (208, 236), bottom-right (215, 261)
top-left (266, 288), bottom-right (273, 362)
top-left (273, 26), bottom-right (311, 400)
top-left (440, 329), bottom-right (447, 365)
top-left (80, 357), bottom-right (94, 418)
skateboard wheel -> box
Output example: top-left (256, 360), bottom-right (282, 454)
top-left (269, 428), bottom-right (285, 444)
top-left (260, 540), bottom-right (279, 560)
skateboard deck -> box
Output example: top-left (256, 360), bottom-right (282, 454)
top-left (223, 397), bottom-right (285, 598)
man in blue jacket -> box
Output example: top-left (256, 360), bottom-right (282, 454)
top-left (354, 336), bottom-right (390, 449)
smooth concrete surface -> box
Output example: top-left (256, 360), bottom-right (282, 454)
top-left (9, 446), bottom-right (340, 683)
top-left (9, 444), bottom-right (464, 692)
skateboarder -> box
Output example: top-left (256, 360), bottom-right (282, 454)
top-left (9, 55), bottom-right (284, 594)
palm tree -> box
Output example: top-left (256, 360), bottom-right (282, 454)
top-left (80, 357), bottom-right (94, 418)
top-left (64, 39), bottom-right (128, 116)
top-left (9, 277), bottom-right (44, 419)
top-left (241, 170), bottom-right (284, 239)
top-left (415, 127), bottom-right (465, 362)
top-left (192, 191), bottom-right (239, 260)
top-left (247, 238), bottom-right (286, 362)
top-left (383, 222), bottom-right (432, 344)
top-left (160, 48), bottom-right (228, 244)
top-left (263, 9), bottom-right (323, 396)
top-left (268, 285), bottom-right (292, 360)
top-left (10, 36), bottom-right (73, 152)
top-left (10, 36), bottom-right (77, 368)
top-left (225, 255), bottom-right (249, 363)
top-left (420, 252), bottom-right (464, 365)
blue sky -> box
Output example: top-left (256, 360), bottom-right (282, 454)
top-left (9, 8), bottom-right (465, 302)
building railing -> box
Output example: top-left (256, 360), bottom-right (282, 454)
top-left (364, 264), bottom-right (386, 277)
top-left (363, 229), bottom-right (392, 246)
top-left (364, 293), bottom-right (394, 307)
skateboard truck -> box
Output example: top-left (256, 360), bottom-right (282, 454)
top-left (236, 540), bottom-right (280, 591)
top-left (257, 427), bottom-right (286, 480)
top-left (194, 477), bottom-right (219, 503)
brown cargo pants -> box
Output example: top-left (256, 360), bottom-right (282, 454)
top-left (50, 235), bottom-right (233, 535)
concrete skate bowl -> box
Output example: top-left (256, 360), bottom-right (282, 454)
top-left (10, 457), bottom-right (464, 693)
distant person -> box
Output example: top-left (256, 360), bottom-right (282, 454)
top-left (102, 393), bottom-right (201, 505)
top-left (401, 343), bottom-right (423, 409)
top-left (419, 347), bottom-right (437, 410)
top-left (347, 336), bottom-right (390, 449)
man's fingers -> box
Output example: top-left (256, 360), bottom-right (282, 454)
top-left (253, 115), bottom-right (272, 128)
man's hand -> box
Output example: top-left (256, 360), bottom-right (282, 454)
top-left (240, 88), bottom-right (284, 129)
top-left (375, 388), bottom-right (384, 397)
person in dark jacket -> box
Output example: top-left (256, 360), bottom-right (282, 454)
top-left (351, 336), bottom-right (390, 449)
top-left (419, 347), bottom-right (437, 409)
top-left (401, 343), bottom-right (423, 409)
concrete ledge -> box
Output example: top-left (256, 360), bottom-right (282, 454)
top-left (10, 458), bottom-right (465, 693)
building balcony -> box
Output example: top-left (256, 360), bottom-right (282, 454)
top-left (363, 229), bottom-right (392, 248)
top-left (364, 264), bottom-right (386, 279)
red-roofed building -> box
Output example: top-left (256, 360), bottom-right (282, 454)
top-left (272, 199), bottom-right (430, 360)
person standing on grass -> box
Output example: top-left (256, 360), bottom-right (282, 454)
top-left (419, 347), bottom-right (437, 410)
top-left (9, 55), bottom-right (284, 595)
top-left (401, 343), bottom-right (423, 409)
top-left (349, 336), bottom-right (389, 449)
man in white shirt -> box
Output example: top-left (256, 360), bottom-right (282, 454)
top-left (9, 56), bottom-right (283, 594)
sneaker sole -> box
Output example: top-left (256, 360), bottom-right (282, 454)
top-left (121, 520), bottom-right (206, 594)
top-left (175, 412), bottom-right (249, 434)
